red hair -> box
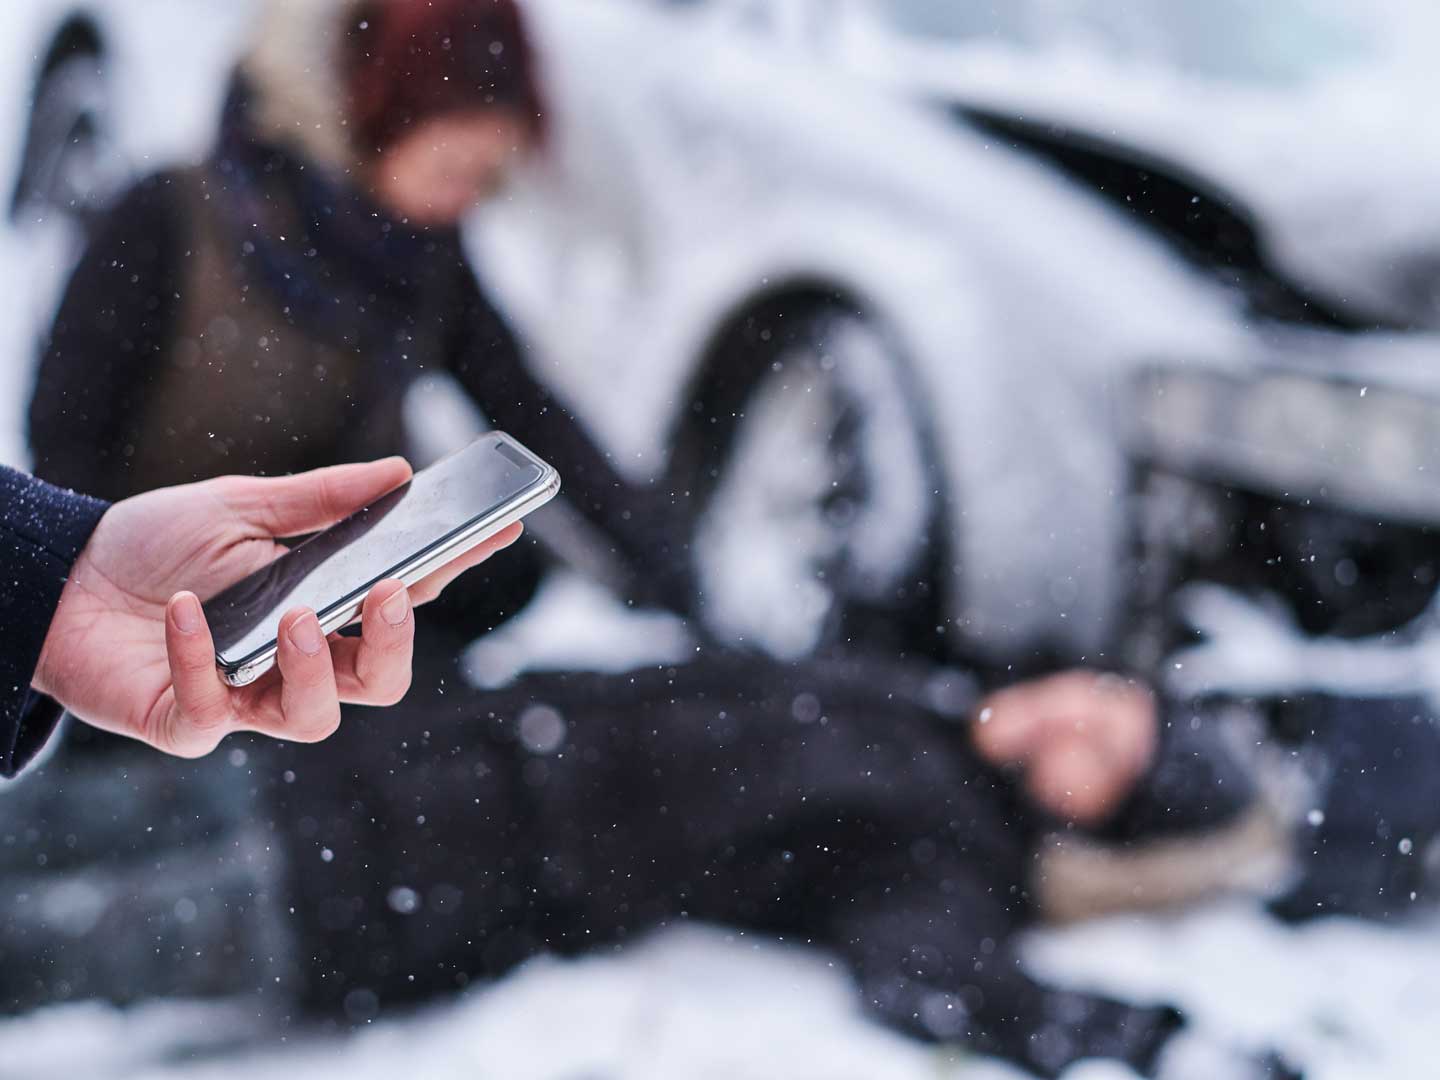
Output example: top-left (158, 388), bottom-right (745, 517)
top-left (345, 0), bottom-right (546, 155)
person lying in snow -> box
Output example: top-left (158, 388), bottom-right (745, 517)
top-left (17, 0), bottom-right (1296, 1075)
top-left (0, 656), bottom-right (1292, 1080)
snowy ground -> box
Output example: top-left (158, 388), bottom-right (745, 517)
top-left (2, 904), bottom-right (1440, 1080)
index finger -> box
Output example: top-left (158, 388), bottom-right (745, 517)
top-left (270, 608), bottom-right (343, 743)
top-left (215, 458), bottom-right (413, 539)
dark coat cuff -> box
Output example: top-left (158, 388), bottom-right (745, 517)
top-left (9, 691), bottom-right (67, 776)
top-left (1098, 695), bottom-right (1258, 842)
top-left (1, 467), bottom-right (109, 777)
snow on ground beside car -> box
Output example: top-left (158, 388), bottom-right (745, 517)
top-left (463, 570), bottom-right (695, 688)
top-left (2, 904), bottom-right (1439, 1079)
top-left (1030, 901), bottom-right (1440, 1080)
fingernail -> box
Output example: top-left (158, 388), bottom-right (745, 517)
top-left (289, 613), bottom-right (325, 656)
top-left (380, 587), bottom-right (410, 627)
top-left (172, 593), bottom-right (204, 635)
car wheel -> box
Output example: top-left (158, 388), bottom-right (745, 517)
top-left (669, 294), bottom-right (950, 660)
top-left (10, 23), bottom-right (124, 226)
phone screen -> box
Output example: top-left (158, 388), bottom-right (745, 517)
top-left (205, 435), bottom-right (546, 668)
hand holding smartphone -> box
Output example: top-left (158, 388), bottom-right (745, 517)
top-left (204, 432), bottom-right (561, 686)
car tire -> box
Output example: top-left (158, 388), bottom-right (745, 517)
top-left (668, 291), bottom-right (951, 661)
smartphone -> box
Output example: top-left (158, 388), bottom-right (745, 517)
top-left (203, 432), bottom-right (561, 687)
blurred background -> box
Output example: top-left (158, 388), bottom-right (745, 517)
top-left (4, 1), bottom-right (1440, 1077)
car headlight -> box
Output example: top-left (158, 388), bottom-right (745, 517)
top-left (1131, 365), bottom-right (1440, 526)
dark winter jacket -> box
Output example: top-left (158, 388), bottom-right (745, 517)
top-left (0, 468), bottom-right (107, 776)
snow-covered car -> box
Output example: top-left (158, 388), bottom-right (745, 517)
top-left (0, 0), bottom-right (249, 462)
top-left (800, 0), bottom-right (1440, 670)
top-left (470, 0), bottom-right (1439, 667)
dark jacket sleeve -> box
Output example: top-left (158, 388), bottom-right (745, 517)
top-left (445, 275), bottom-right (694, 611)
top-left (0, 467), bottom-right (109, 777)
top-left (29, 173), bottom-right (185, 501)
top-left (1097, 695), bottom-right (1258, 842)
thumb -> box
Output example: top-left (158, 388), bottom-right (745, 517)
top-left (218, 458), bottom-right (414, 539)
